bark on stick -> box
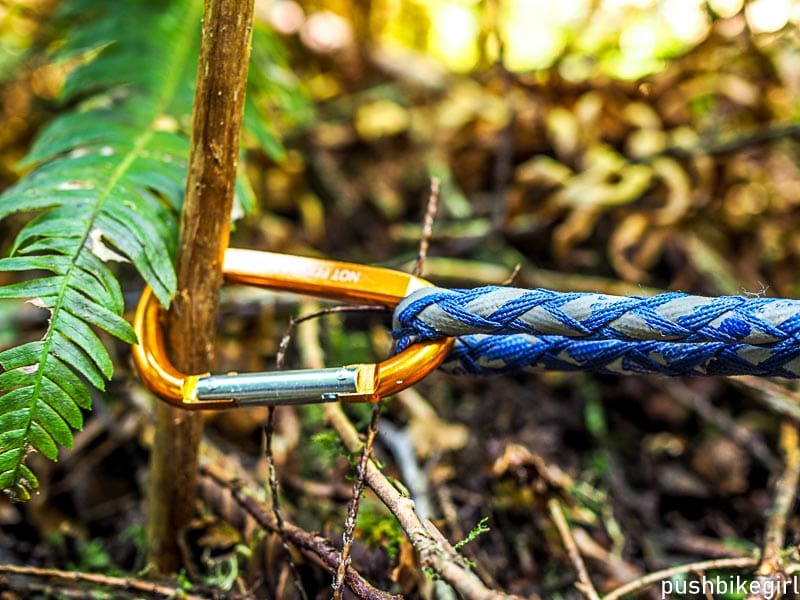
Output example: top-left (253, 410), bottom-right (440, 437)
top-left (147, 0), bottom-right (255, 573)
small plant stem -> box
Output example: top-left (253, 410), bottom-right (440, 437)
top-left (264, 409), bottom-right (309, 600)
top-left (758, 422), bottom-right (800, 575)
top-left (325, 401), bottom-right (519, 600)
top-left (276, 305), bottom-right (389, 367)
top-left (147, 0), bottom-right (254, 573)
top-left (602, 557), bottom-right (759, 600)
top-left (290, 305), bottom-right (518, 599)
top-left (199, 463), bottom-right (400, 600)
top-left (333, 400), bottom-right (383, 598)
top-left (0, 564), bottom-right (207, 600)
top-left (334, 180), bottom-right (440, 596)
top-left (413, 177), bottom-right (440, 277)
top-left (548, 498), bottom-right (601, 600)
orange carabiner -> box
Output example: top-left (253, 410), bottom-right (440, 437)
top-left (132, 248), bottom-right (454, 409)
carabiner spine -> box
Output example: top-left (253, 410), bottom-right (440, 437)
top-left (223, 249), bottom-right (430, 306)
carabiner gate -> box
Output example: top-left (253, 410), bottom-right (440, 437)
top-left (132, 249), bottom-right (454, 409)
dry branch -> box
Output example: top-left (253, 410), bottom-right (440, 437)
top-left (336, 174), bottom-right (444, 598)
top-left (548, 498), bottom-right (601, 600)
top-left (413, 177), bottom-right (440, 277)
top-left (334, 399), bottom-right (383, 598)
top-left (760, 422), bottom-right (800, 572)
top-left (289, 302), bottom-right (520, 599)
top-left (198, 463), bottom-right (400, 600)
top-left (325, 401), bottom-right (520, 600)
top-left (263, 411), bottom-right (309, 600)
top-left (0, 564), bottom-right (208, 600)
top-left (602, 557), bottom-right (759, 600)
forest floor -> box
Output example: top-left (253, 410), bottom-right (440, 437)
top-left (3, 10), bottom-right (800, 600)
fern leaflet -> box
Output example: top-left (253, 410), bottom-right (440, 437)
top-left (0, 0), bottom-right (202, 500)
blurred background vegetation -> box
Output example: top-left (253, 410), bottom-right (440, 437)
top-left (2, 0), bottom-right (800, 598)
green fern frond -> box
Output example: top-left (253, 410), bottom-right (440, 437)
top-left (0, 0), bottom-right (203, 500)
top-left (0, 0), bottom-right (308, 500)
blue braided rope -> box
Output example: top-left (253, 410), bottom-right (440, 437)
top-left (392, 287), bottom-right (800, 378)
top-left (439, 335), bottom-right (800, 377)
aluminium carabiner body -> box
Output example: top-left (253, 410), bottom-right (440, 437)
top-left (132, 249), bottom-right (454, 409)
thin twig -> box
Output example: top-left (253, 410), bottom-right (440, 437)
top-left (491, 66), bottom-right (515, 232)
top-left (274, 301), bottom-right (390, 599)
top-left (728, 381), bottom-right (800, 596)
top-left (759, 422), bottom-right (800, 575)
top-left (601, 557), bottom-right (759, 600)
top-left (338, 190), bottom-right (443, 596)
top-left (325, 402), bottom-right (521, 599)
top-left (305, 185), bottom-right (442, 596)
top-left (263, 417), bottom-right (308, 600)
top-left (267, 303), bottom-right (392, 598)
top-left (293, 304), bottom-right (519, 599)
top-left (198, 464), bottom-right (400, 600)
top-left (413, 177), bottom-right (440, 277)
top-left (548, 498), bottom-right (601, 600)
top-left (276, 305), bottom-right (389, 367)
top-left (0, 564), bottom-right (208, 600)
top-left (500, 264), bottom-right (521, 286)
top-left (273, 300), bottom-right (395, 598)
top-left (333, 400), bottom-right (383, 598)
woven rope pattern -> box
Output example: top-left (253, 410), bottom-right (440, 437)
top-left (440, 335), bottom-right (800, 377)
top-left (392, 287), bottom-right (800, 378)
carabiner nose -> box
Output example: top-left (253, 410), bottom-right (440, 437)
top-left (131, 249), bottom-right (454, 409)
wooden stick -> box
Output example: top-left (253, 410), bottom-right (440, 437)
top-left (325, 402), bottom-right (519, 600)
top-left (0, 564), bottom-right (207, 600)
top-left (413, 177), bottom-right (440, 277)
top-left (333, 399), bottom-right (383, 598)
top-left (199, 463), bottom-right (400, 600)
top-left (758, 422), bottom-right (800, 575)
top-left (147, 0), bottom-right (255, 573)
top-left (293, 306), bottom-right (518, 599)
top-left (548, 499), bottom-right (601, 600)
top-left (602, 557), bottom-right (759, 600)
